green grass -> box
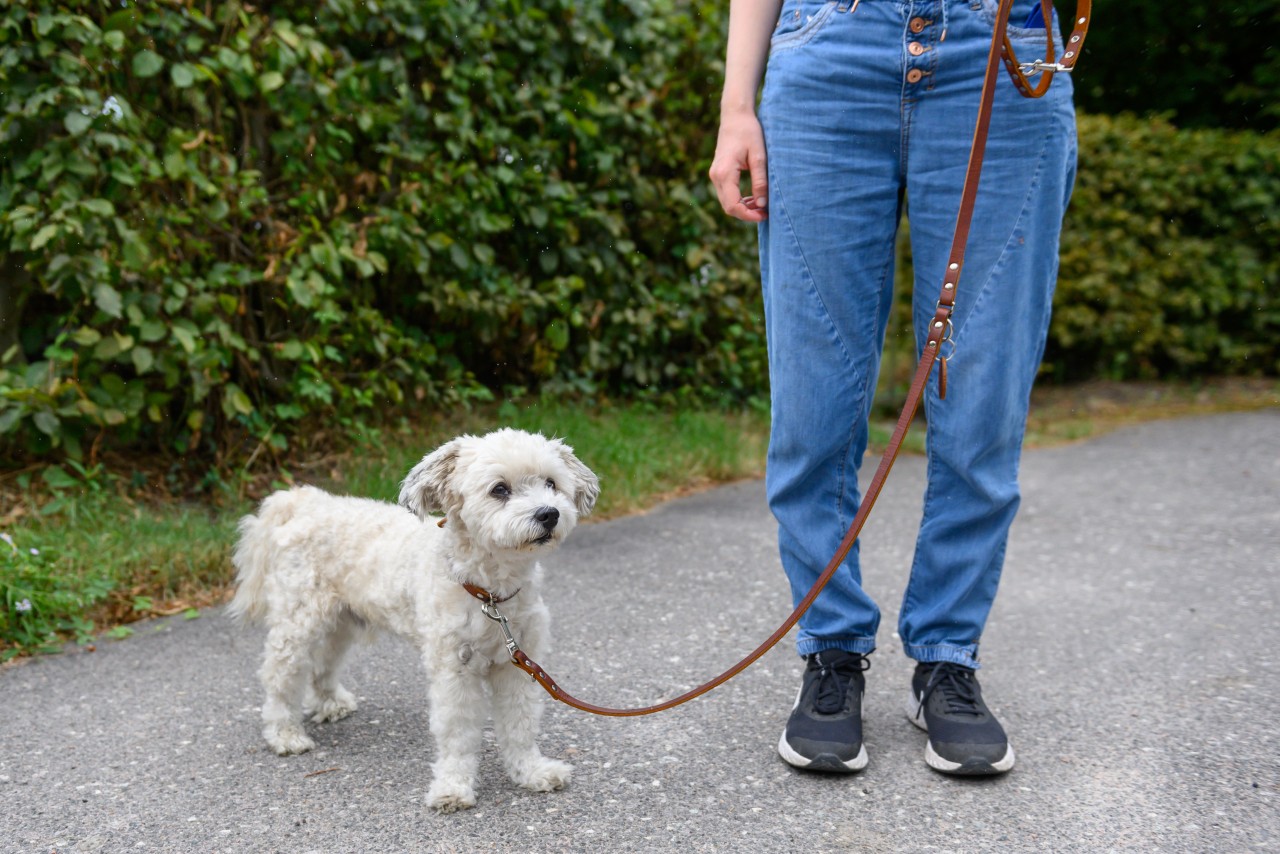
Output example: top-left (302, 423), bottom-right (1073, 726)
top-left (324, 399), bottom-right (772, 519)
top-left (0, 398), bottom-right (772, 659)
top-left (2, 379), bottom-right (1275, 660)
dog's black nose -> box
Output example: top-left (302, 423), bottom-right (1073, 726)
top-left (535, 506), bottom-right (559, 530)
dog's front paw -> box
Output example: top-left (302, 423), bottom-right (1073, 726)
top-left (264, 723), bottom-right (315, 756)
top-left (426, 779), bottom-right (477, 813)
top-left (515, 757), bottom-right (573, 793)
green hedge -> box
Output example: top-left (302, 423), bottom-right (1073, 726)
top-left (1, 3), bottom-right (1277, 466)
top-left (1051, 113), bottom-right (1280, 381)
top-left (0, 0), bottom-right (763, 462)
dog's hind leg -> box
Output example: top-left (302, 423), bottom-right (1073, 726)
top-left (424, 665), bottom-right (488, 812)
top-left (259, 619), bottom-right (324, 755)
top-left (490, 659), bottom-right (573, 794)
top-left (309, 613), bottom-right (360, 724)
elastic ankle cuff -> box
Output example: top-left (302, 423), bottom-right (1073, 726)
top-left (797, 638), bottom-right (876, 659)
top-left (903, 643), bottom-right (980, 669)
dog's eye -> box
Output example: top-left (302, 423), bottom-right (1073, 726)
top-left (545, 478), bottom-right (556, 491)
top-left (490, 483), bottom-right (511, 499)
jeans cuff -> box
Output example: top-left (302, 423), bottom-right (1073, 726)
top-left (903, 642), bottom-right (981, 670)
top-left (796, 637), bottom-right (877, 658)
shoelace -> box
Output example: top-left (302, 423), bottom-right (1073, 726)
top-left (811, 653), bottom-right (870, 714)
top-left (920, 662), bottom-right (984, 718)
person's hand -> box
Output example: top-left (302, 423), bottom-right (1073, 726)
top-left (708, 108), bottom-right (769, 222)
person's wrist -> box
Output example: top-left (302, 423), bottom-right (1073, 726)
top-left (719, 95), bottom-right (758, 118)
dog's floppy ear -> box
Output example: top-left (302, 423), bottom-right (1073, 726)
top-left (556, 441), bottom-right (600, 518)
top-left (399, 439), bottom-right (461, 519)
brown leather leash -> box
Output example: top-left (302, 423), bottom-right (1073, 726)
top-left (483, 0), bottom-right (1091, 717)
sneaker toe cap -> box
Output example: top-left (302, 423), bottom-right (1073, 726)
top-left (926, 739), bottom-right (1015, 775)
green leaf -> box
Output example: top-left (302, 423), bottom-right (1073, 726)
top-left (33, 410), bottom-right (59, 437)
top-left (81, 199), bottom-right (115, 216)
top-left (139, 320), bottom-right (167, 343)
top-left (171, 63), bottom-right (196, 88)
top-left (547, 320), bottom-right (569, 352)
top-left (449, 242), bottom-right (470, 270)
top-left (103, 8), bottom-right (141, 31)
top-left (42, 465), bottom-right (79, 488)
top-left (64, 110), bottom-right (94, 136)
top-left (131, 346), bottom-right (154, 374)
top-left (172, 326), bottom-right (197, 354)
top-left (30, 225), bottom-right (59, 251)
top-left (93, 284), bottom-right (124, 318)
top-left (225, 385), bottom-right (254, 416)
top-left (71, 327), bottom-right (102, 347)
top-left (132, 49), bottom-right (165, 78)
top-left (122, 239), bottom-right (150, 269)
top-left (163, 151), bottom-right (186, 179)
top-left (0, 408), bottom-right (22, 435)
top-left (258, 71), bottom-right (285, 93)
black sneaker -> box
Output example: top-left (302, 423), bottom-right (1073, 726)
top-left (777, 650), bottom-right (869, 773)
top-left (906, 661), bottom-right (1015, 775)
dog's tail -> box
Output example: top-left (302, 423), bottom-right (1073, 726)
top-left (227, 489), bottom-right (303, 623)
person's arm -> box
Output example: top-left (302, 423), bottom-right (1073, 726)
top-left (708, 0), bottom-right (782, 222)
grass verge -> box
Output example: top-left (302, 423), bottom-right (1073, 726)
top-left (1, 378), bottom-right (1275, 661)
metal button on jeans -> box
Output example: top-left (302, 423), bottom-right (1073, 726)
top-left (908, 41), bottom-right (926, 56)
top-left (906, 68), bottom-right (924, 82)
top-left (909, 16), bottom-right (928, 32)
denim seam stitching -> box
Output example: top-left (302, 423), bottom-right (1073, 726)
top-left (948, 126), bottom-right (1053, 358)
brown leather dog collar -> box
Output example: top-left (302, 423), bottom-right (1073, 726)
top-left (461, 582), bottom-right (520, 605)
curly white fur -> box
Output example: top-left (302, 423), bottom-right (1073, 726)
top-left (229, 428), bottom-right (599, 812)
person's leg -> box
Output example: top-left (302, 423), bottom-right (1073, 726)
top-left (758, 0), bottom-right (907, 660)
top-left (901, 0), bottom-right (1077, 668)
top-left (898, 0), bottom-right (1078, 774)
top-left (758, 0), bottom-right (913, 773)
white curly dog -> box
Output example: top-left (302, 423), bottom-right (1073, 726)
top-left (229, 429), bottom-right (598, 812)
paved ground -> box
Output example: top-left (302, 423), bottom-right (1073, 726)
top-left (1, 410), bottom-right (1277, 854)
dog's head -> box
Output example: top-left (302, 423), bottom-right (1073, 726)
top-left (398, 429), bottom-right (599, 553)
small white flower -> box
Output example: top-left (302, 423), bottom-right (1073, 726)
top-left (29, 548), bottom-right (39, 556)
top-left (101, 95), bottom-right (123, 121)
top-left (0, 532), bottom-right (14, 551)
top-left (15, 599), bottom-right (32, 613)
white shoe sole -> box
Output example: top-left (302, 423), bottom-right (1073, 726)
top-left (777, 729), bottom-right (869, 772)
top-left (906, 691), bottom-right (1015, 775)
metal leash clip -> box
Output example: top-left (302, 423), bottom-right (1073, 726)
top-left (480, 600), bottom-right (523, 662)
top-left (1018, 59), bottom-right (1073, 74)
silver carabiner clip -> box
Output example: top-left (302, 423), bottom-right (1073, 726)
top-left (1019, 59), bottom-right (1073, 74)
top-left (480, 601), bottom-right (523, 661)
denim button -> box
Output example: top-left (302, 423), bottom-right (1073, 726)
top-left (909, 16), bottom-right (928, 33)
top-left (908, 41), bottom-right (927, 56)
top-left (906, 68), bottom-right (924, 83)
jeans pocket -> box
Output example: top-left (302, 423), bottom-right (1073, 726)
top-left (975, 0), bottom-right (1062, 46)
top-left (770, 0), bottom-right (839, 54)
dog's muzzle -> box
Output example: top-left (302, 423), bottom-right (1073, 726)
top-left (532, 507), bottom-right (559, 544)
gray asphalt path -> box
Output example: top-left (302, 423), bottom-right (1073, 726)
top-left (2, 411), bottom-right (1277, 853)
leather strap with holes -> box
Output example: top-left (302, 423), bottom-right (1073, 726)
top-left (507, 0), bottom-right (1090, 717)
